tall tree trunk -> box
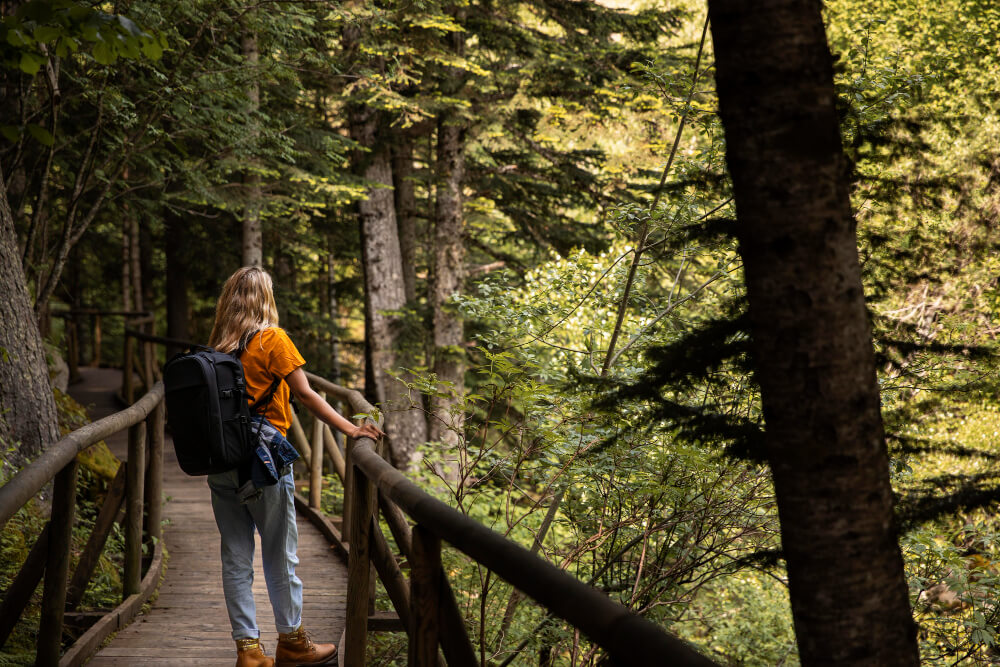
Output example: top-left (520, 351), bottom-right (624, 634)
top-left (707, 1), bottom-right (919, 664)
top-left (392, 133), bottom-right (418, 305)
top-left (326, 243), bottom-right (342, 385)
top-left (129, 216), bottom-right (142, 312)
top-left (164, 212), bottom-right (190, 357)
top-left (349, 105), bottom-right (428, 468)
top-left (429, 115), bottom-right (466, 451)
top-left (241, 30), bottom-right (263, 268)
top-left (0, 165), bottom-right (59, 467)
top-left (121, 216), bottom-right (132, 312)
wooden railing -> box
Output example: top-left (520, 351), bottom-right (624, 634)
top-left (24, 325), bottom-right (717, 666)
top-left (303, 372), bottom-right (719, 667)
top-left (55, 309), bottom-right (155, 394)
top-left (0, 383), bottom-right (166, 667)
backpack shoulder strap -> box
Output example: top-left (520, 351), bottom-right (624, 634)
top-left (249, 376), bottom-right (282, 414)
top-left (238, 329), bottom-right (283, 415)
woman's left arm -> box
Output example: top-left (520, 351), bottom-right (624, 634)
top-left (284, 368), bottom-right (384, 440)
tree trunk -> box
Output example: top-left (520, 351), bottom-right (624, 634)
top-left (392, 133), bottom-right (418, 305)
top-left (706, 1), bottom-right (919, 664)
top-left (0, 165), bottom-right (59, 467)
top-left (326, 245), bottom-right (342, 384)
top-left (241, 30), bottom-right (263, 268)
top-left (429, 114), bottom-right (466, 451)
top-left (349, 104), bottom-right (428, 468)
top-left (121, 215), bottom-right (132, 312)
top-left (164, 212), bottom-right (191, 357)
top-left (129, 216), bottom-right (143, 312)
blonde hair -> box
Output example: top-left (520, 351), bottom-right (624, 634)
top-left (209, 267), bottom-right (280, 353)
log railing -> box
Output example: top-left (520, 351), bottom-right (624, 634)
top-left (0, 383), bottom-right (166, 667)
top-left (54, 309), bottom-right (154, 391)
top-left (54, 328), bottom-right (717, 666)
top-left (303, 372), bottom-right (719, 667)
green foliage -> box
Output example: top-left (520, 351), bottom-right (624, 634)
top-left (4, 0), bottom-right (1000, 662)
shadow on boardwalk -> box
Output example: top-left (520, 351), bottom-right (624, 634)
top-left (69, 368), bottom-right (347, 666)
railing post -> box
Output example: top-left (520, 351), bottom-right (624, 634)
top-left (36, 458), bottom-right (78, 666)
top-left (310, 393), bottom-right (324, 509)
top-left (409, 524), bottom-right (442, 667)
top-left (123, 330), bottom-right (135, 404)
top-left (342, 434), bottom-right (355, 543)
top-left (289, 412), bottom-right (312, 480)
top-left (67, 314), bottom-right (81, 384)
top-left (145, 401), bottom-right (165, 544)
top-left (0, 525), bottom-right (49, 647)
top-left (92, 313), bottom-right (102, 367)
top-left (66, 464), bottom-right (127, 611)
top-left (124, 421), bottom-right (146, 598)
top-left (143, 339), bottom-right (154, 392)
top-left (344, 454), bottom-right (374, 666)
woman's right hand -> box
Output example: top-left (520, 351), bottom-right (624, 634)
top-left (351, 422), bottom-right (384, 441)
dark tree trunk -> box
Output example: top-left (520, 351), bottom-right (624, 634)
top-left (707, 1), bottom-right (919, 664)
top-left (349, 104), bottom-right (428, 468)
top-left (326, 243), bottom-right (342, 384)
top-left (0, 166), bottom-right (59, 467)
top-left (129, 216), bottom-right (142, 312)
top-left (242, 30), bottom-right (263, 268)
top-left (164, 213), bottom-right (191, 357)
top-left (392, 133), bottom-right (418, 305)
top-left (429, 115), bottom-right (466, 450)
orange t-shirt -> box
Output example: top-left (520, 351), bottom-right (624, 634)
top-left (240, 328), bottom-right (305, 436)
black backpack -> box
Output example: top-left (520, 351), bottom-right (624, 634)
top-left (163, 341), bottom-right (279, 476)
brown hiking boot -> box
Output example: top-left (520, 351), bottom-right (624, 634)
top-left (275, 626), bottom-right (338, 666)
top-left (236, 638), bottom-right (275, 667)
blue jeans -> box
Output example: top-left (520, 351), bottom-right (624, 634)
top-left (208, 468), bottom-right (303, 640)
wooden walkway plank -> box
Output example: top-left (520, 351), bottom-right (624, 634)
top-left (70, 369), bottom-right (348, 667)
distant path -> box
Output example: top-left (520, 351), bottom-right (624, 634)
top-left (69, 368), bottom-right (347, 666)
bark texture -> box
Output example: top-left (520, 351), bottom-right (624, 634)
top-left (429, 115), bottom-right (466, 449)
top-left (241, 30), bottom-right (263, 268)
top-left (349, 104), bottom-right (428, 467)
top-left (0, 166), bottom-right (59, 466)
top-left (164, 213), bottom-right (191, 358)
top-left (392, 133), bottom-right (418, 305)
top-left (707, 1), bottom-right (919, 664)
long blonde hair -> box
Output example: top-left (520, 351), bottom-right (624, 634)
top-left (209, 267), bottom-right (280, 353)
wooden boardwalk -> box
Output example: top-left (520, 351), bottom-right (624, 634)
top-left (70, 369), bottom-right (348, 666)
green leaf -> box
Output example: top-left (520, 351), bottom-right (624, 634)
top-left (6, 29), bottom-right (29, 48)
top-left (92, 40), bottom-right (115, 65)
top-left (0, 126), bottom-right (20, 143)
top-left (33, 25), bottom-right (61, 44)
top-left (27, 123), bottom-right (53, 146)
top-left (19, 51), bottom-right (44, 76)
top-left (141, 38), bottom-right (162, 60)
top-left (58, 35), bottom-right (79, 55)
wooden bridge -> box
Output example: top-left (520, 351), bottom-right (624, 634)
top-left (75, 368), bottom-right (347, 666)
top-left (0, 324), bottom-right (717, 666)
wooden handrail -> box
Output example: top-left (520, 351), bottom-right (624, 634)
top-left (111, 337), bottom-right (714, 664)
top-left (53, 309), bottom-right (151, 317)
top-left (0, 382), bottom-right (166, 665)
top-left (0, 383), bottom-right (164, 531)
top-left (313, 374), bottom-right (716, 666)
top-left (122, 328), bottom-right (198, 349)
top-left (350, 440), bottom-right (715, 666)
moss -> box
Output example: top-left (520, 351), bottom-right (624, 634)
top-left (76, 442), bottom-right (121, 484)
top-left (54, 389), bottom-right (121, 483)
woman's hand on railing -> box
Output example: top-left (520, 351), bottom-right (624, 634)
top-left (351, 422), bottom-right (384, 441)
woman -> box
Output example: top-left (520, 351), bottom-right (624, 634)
top-left (207, 266), bottom-right (383, 667)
